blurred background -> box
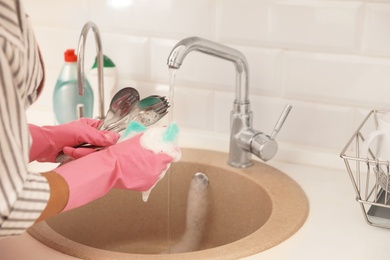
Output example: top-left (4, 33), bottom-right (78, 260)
top-left (23, 0), bottom-right (390, 170)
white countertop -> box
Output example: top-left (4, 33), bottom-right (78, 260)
top-left (246, 161), bottom-right (389, 260)
top-left (0, 128), bottom-right (389, 259)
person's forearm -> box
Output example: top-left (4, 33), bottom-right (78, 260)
top-left (35, 171), bottom-right (69, 223)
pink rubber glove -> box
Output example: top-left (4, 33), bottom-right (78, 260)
top-left (55, 123), bottom-right (181, 211)
top-left (29, 118), bottom-right (120, 163)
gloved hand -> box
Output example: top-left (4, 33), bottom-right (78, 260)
top-left (29, 118), bottom-right (120, 163)
top-left (55, 122), bottom-right (181, 211)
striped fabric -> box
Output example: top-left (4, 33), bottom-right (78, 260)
top-left (0, 0), bottom-right (49, 236)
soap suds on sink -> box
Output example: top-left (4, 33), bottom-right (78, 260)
top-left (162, 172), bottom-right (209, 254)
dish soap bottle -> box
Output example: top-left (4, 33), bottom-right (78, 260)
top-left (53, 49), bottom-right (94, 124)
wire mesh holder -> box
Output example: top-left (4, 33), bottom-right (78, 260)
top-left (340, 110), bottom-right (390, 229)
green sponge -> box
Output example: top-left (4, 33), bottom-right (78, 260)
top-left (122, 121), bottom-right (147, 139)
top-left (163, 123), bottom-right (179, 143)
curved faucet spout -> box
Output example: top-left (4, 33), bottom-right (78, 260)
top-left (77, 22), bottom-right (105, 119)
top-left (167, 36), bottom-right (253, 167)
top-left (167, 36), bottom-right (249, 108)
top-left (167, 37), bottom-right (292, 168)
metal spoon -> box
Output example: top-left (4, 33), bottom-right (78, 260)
top-left (105, 96), bottom-right (164, 132)
top-left (110, 96), bottom-right (170, 133)
top-left (99, 87), bottom-right (140, 130)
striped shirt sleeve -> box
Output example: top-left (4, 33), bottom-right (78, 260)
top-left (0, 0), bottom-right (49, 236)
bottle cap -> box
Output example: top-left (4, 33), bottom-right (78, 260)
top-left (91, 55), bottom-right (115, 68)
top-left (64, 49), bottom-right (77, 62)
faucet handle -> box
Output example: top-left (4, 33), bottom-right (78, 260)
top-left (238, 104), bottom-right (292, 162)
top-left (270, 104), bottom-right (292, 140)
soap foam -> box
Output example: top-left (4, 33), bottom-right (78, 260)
top-left (139, 123), bottom-right (181, 202)
top-left (138, 111), bottom-right (160, 126)
top-left (140, 123), bottom-right (181, 162)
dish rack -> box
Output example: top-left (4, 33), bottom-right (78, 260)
top-left (340, 110), bottom-right (390, 229)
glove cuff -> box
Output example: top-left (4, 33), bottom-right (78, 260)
top-left (55, 150), bottom-right (117, 212)
top-left (28, 124), bottom-right (54, 162)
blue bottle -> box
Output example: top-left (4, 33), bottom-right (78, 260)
top-left (53, 49), bottom-right (94, 124)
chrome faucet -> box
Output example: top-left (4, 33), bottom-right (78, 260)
top-left (167, 36), bottom-right (292, 168)
top-left (76, 22), bottom-right (105, 119)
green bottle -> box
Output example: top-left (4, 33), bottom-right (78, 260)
top-left (53, 49), bottom-right (94, 124)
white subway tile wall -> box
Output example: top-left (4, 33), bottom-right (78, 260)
top-left (22, 0), bottom-right (390, 169)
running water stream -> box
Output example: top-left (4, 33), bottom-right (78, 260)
top-left (166, 68), bottom-right (177, 253)
top-left (168, 69), bottom-right (176, 124)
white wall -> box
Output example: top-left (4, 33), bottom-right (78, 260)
top-left (22, 0), bottom-right (390, 169)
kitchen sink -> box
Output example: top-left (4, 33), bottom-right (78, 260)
top-left (28, 148), bottom-right (308, 259)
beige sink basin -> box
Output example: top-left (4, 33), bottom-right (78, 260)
top-left (28, 148), bottom-right (308, 259)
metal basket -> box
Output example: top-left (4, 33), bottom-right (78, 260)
top-left (340, 110), bottom-right (390, 229)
